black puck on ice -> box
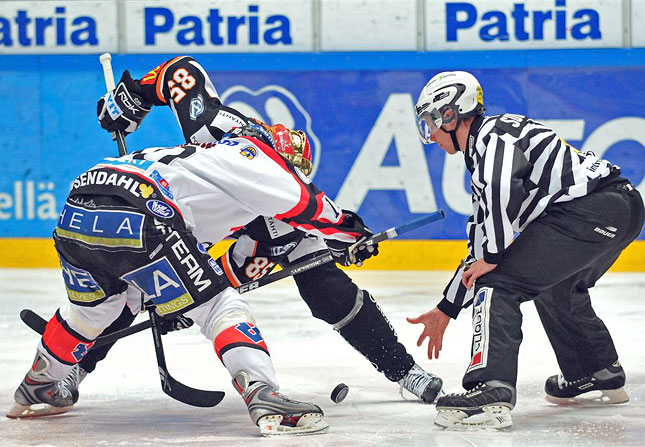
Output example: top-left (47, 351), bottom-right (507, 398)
top-left (331, 383), bottom-right (349, 403)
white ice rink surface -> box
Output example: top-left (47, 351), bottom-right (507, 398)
top-left (1, 268), bottom-right (644, 447)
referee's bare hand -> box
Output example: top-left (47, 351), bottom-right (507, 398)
top-left (461, 259), bottom-right (497, 290)
top-left (406, 307), bottom-right (451, 360)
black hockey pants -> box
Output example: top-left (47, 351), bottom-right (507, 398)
top-left (463, 180), bottom-right (644, 389)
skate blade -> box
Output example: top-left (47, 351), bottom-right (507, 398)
top-left (434, 405), bottom-right (513, 430)
top-left (6, 402), bottom-right (74, 419)
top-left (258, 413), bottom-right (329, 436)
top-left (546, 387), bottom-right (630, 406)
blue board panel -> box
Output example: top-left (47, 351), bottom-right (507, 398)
top-left (0, 50), bottom-right (643, 239)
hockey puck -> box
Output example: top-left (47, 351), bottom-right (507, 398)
top-left (331, 383), bottom-right (349, 403)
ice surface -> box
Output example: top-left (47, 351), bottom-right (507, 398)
top-left (1, 268), bottom-right (644, 446)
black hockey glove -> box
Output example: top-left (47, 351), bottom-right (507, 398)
top-left (158, 314), bottom-right (194, 335)
top-left (97, 70), bottom-right (151, 135)
top-left (326, 210), bottom-right (379, 267)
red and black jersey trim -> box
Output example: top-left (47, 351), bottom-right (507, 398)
top-left (248, 137), bottom-right (361, 240)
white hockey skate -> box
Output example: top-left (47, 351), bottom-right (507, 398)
top-left (545, 361), bottom-right (629, 406)
top-left (7, 353), bottom-right (79, 419)
top-left (398, 363), bottom-right (443, 403)
top-left (434, 380), bottom-right (516, 430)
top-left (233, 371), bottom-right (329, 436)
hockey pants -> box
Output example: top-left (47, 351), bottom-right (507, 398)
top-left (463, 181), bottom-right (644, 389)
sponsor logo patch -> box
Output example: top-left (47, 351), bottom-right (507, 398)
top-left (594, 226), bottom-right (616, 238)
top-left (150, 169), bottom-right (174, 199)
top-left (146, 199), bottom-right (174, 219)
top-left (59, 256), bottom-right (107, 304)
top-left (208, 258), bottom-right (224, 276)
top-left (189, 94), bottom-right (205, 120)
top-left (122, 257), bottom-right (195, 316)
top-left (270, 241), bottom-right (298, 257)
top-left (467, 287), bottom-right (492, 373)
top-left (240, 146), bottom-right (258, 159)
top-left (72, 168), bottom-right (155, 199)
top-left (56, 202), bottom-right (145, 248)
top-left (235, 322), bottom-right (264, 344)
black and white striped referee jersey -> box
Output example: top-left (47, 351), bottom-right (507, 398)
top-left (438, 113), bottom-right (619, 318)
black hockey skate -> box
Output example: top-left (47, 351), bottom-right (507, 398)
top-left (398, 363), bottom-right (443, 403)
top-left (7, 352), bottom-right (79, 419)
top-left (434, 380), bottom-right (516, 429)
top-left (233, 371), bottom-right (328, 436)
top-left (545, 361), bottom-right (629, 405)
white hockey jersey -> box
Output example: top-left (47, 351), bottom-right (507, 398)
top-left (70, 137), bottom-right (363, 246)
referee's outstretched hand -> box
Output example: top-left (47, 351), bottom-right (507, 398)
top-left (407, 307), bottom-right (451, 360)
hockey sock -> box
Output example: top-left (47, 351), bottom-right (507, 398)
top-left (214, 322), bottom-right (278, 389)
top-left (39, 310), bottom-right (96, 380)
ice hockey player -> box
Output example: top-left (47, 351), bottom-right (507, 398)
top-left (63, 55), bottom-right (443, 406)
top-left (7, 118), bottom-right (378, 436)
top-left (408, 71), bottom-right (644, 429)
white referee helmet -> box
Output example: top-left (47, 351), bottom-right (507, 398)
top-left (415, 71), bottom-right (485, 144)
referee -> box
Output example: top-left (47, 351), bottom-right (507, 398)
top-left (407, 71), bottom-right (644, 429)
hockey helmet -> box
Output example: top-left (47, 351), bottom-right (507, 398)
top-left (270, 124), bottom-right (313, 176)
top-left (415, 71), bottom-right (485, 144)
top-left (224, 119), bottom-right (313, 176)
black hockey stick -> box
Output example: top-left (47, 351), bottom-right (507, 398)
top-left (99, 53), bottom-right (224, 407)
top-left (147, 308), bottom-right (224, 407)
top-left (19, 309), bottom-right (150, 349)
top-left (21, 210), bottom-right (447, 345)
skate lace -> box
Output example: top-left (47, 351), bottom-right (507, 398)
top-left (398, 365), bottom-right (437, 400)
top-left (557, 374), bottom-right (587, 389)
top-left (445, 382), bottom-right (484, 398)
top-left (62, 365), bottom-right (87, 390)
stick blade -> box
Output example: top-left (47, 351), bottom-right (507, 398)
top-left (161, 375), bottom-right (225, 407)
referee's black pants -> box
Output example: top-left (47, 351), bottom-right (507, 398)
top-left (463, 181), bottom-right (644, 390)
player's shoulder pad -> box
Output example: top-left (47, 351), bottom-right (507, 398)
top-left (492, 113), bottom-right (528, 138)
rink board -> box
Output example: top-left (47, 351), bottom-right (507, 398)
top-left (1, 238), bottom-right (643, 271)
top-left (1, 50), bottom-right (644, 268)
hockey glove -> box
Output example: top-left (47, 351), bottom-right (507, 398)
top-left (327, 211), bottom-right (379, 267)
top-left (97, 70), bottom-right (152, 135)
top-left (158, 315), bottom-right (194, 335)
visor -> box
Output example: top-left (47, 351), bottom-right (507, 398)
top-left (416, 106), bottom-right (457, 144)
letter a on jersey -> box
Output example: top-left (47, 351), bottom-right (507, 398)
top-left (122, 257), bottom-right (195, 315)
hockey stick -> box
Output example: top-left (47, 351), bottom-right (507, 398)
top-left (236, 210), bottom-right (446, 293)
top-left (21, 210), bottom-right (447, 344)
top-left (20, 309), bottom-right (149, 349)
top-left (99, 53), bottom-right (127, 156)
top-left (147, 308), bottom-right (224, 407)
top-left (98, 53), bottom-right (224, 407)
